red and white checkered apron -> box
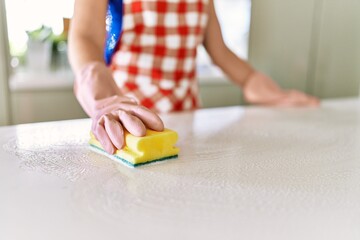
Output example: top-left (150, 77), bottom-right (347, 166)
top-left (110, 0), bottom-right (209, 112)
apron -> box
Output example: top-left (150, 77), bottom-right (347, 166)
top-left (109, 0), bottom-right (209, 112)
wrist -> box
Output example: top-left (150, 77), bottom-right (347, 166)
top-left (75, 61), bottom-right (108, 84)
top-left (241, 69), bottom-right (258, 88)
top-left (73, 61), bottom-right (123, 117)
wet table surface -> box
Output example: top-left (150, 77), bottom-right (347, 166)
top-left (1, 98), bottom-right (360, 240)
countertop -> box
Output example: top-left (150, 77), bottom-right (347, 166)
top-left (1, 98), bottom-right (360, 240)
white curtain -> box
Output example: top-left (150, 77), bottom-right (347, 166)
top-left (0, 0), bottom-right (11, 125)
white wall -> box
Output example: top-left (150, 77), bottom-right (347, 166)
top-left (0, 0), bottom-right (11, 125)
top-left (249, 0), bottom-right (360, 98)
top-left (249, 0), bottom-right (315, 92)
top-left (310, 0), bottom-right (360, 98)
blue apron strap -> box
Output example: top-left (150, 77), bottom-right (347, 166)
top-left (104, 0), bottom-right (123, 65)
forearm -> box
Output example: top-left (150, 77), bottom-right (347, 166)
top-left (69, 36), bottom-right (121, 114)
top-left (203, 0), bottom-right (255, 88)
top-left (68, 33), bottom-right (105, 73)
top-left (68, 0), bottom-right (122, 116)
top-left (68, 0), bottom-right (107, 72)
top-left (210, 46), bottom-right (255, 88)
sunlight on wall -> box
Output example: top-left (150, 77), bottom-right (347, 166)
top-left (5, 0), bottom-right (74, 56)
top-left (4, 0), bottom-right (251, 77)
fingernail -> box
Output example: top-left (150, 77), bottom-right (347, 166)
top-left (106, 144), bottom-right (115, 154)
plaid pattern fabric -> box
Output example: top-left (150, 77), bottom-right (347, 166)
top-left (110, 0), bottom-right (209, 112)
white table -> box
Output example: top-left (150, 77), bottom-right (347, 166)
top-left (1, 98), bottom-right (360, 240)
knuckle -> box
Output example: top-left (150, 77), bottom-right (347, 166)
top-left (117, 109), bottom-right (128, 119)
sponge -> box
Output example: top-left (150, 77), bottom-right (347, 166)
top-left (89, 129), bottom-right (179, 168)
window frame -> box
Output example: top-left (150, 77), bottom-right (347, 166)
top-left (0, 0), bottom-right (11, 125)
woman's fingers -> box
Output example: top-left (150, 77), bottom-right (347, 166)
top-left (98, 111), bottom-right (147, 153)
top-left (95, 98), bottom-right (164, 132)
top-left (243, 72), bottom-right (320, 107)
top-left (122, 105), bottom-right (164, 131)
top-left (271, 90), bottom-right (320, 107)
top-left (92, 116), bottom-right (116, 154)
top-left (103, 114), bottom-right (125, 150)
top-left (307, 95), bottom-right (320, 106)
top-left (287, 90), bottom-right (320, 107)
top-left (92, 108), bottom-right (152, 154)
top-left (117, 110), bottom-right (147, 137)
top-left (91, 96), bottom-right (165, 155)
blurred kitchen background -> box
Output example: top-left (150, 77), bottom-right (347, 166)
top-left (0, 0), bottom-right (359, 125)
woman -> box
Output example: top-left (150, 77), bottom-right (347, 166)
top-left (68, 0), bottom-right (319, 154)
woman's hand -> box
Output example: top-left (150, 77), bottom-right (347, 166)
top-left (243, 72), bottom-right (320, 107)
top-left (91, 95), bottom-right (164, 154)
top-left (69, 1), bottom-right (164, 155)
top-left (74, 62), bottom-right (164, 154)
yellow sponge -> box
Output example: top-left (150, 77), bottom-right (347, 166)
top-left (89, 129), bottom-right (179, 168)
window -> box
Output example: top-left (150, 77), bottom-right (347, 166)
top-left (5, 0), bottom-right (73, 58)
top-left (198, 0), bottom-right (251, 78)
top-left (4, 0), bottom-right (251, 78)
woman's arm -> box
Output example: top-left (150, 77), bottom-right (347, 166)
top-left (68, 0), bottom-right (108, 71)
top-left (202, 0), bottom-right (254, 88)
top-left (68, 0), bottom-right (122, 102)
top-left (68, 0), bottom-right (164, 154)
top-left (203, 0), bottom-right (319, 106)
